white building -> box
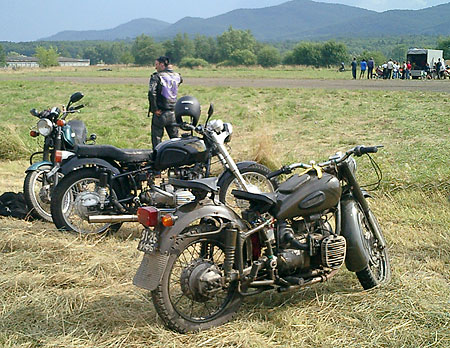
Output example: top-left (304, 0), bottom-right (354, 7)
top-left (6, 56), bottom-right (90, 68)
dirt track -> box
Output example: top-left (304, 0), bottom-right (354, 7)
top-left (2, 75), bottom-right (450, 93)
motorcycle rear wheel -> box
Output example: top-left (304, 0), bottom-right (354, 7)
top-left (355, 208), bottom-right (391, 289)
top-left (50, 168), bottom-right (122, 234)
top-left (151, 226), bottom-right (242, 333)
top-left (23, 165), bottom-right (57, 222)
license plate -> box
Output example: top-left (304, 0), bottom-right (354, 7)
top-left (137, 228), bottom-right (158, 254)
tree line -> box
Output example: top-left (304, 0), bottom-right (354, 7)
top-left (1, 28), bottom-right (449, 68)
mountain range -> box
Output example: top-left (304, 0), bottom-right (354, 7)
top-left (41, 0), bottom-right (450, 41)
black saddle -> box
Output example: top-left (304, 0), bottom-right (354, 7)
top-left (74, 145), bottom-right (153, 163)
top-left (231, 189), bottom-right (277, 213)
top-left (170, 177), bottom-right (219, 194)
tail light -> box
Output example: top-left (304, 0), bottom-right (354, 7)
top-left (137, 206), bottom-right (159, 227)
top-left (30, 130), bottom-right (38, 137)
top-left (54, 150), bottom-right (63, 163)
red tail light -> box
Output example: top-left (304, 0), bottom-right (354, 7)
top-left (137, 206), bottom-right (159, 227)
top-left (54, 150), bottom-right (63, 163)
top-left (30, 130), bottom-right (38, 137)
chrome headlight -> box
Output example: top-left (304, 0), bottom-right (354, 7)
top-left (208, 119), bottom-right (224, 133)
top-left (223, 123), bottom-right (233, 143)
top-left (37, 118), bottom-right (53, 136)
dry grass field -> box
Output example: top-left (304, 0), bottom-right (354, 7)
top-left (0, 67), bottom-right (449, 347)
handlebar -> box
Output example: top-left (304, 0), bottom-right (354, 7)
top-left (267, 145), bottom-right (383, 178)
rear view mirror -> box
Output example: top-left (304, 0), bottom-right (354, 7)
top-left (69, 92), bottom-right (84, 104)
top-left (207, 103), bottom-right (214, 118)
top-left (30, 108), bottom-right (39, 117)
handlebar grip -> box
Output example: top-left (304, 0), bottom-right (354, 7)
top-left (72, 104), bottom-right (84, 110)
top-left (354, 145), bottom-right (379, 156)
top-left (267, 166), bottom-right (290, 179)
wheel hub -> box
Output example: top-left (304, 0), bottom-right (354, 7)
top-left (38, 185), bottom-right (51, 204)
top-left (180, 259), bottom-right (223, 302)
top-left (74, 192), bottom-right (101, 220)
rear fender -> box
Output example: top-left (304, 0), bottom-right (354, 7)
top-left (340, 199), bottom-right (370, 272)
top-left (133, 201), bottom-right (245, 291)
top-left (59, 157), bottom-right (120, 175)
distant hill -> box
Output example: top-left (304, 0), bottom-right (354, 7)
top-left (41, 18), bottom-right (171, 41)
top-left (41, 0), bottom-right (450, 42)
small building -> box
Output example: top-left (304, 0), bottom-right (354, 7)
top-left (6, 55), bottom-right (90, 68)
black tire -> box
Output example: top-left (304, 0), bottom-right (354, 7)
top-left (151, 226), bottom-right (242, 333)
top-left (218, 163), bottom-right (276, 211)
top-left (23, 165), bottom-right (54, 222)
top-left (355, 208), bottom-right (391, 290)
top-left (50, 168), bottom-right (122, 234)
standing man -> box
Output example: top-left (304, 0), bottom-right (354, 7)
top-left (367, 57), bottom-right (374, 79)
top-left (387, 58), bottom-right (394, 79)
top-left (148, 56), bottom-right (183, 149)
top-left (351, 57), bottom-right (357, 79)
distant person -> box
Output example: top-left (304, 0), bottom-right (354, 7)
top-left (338, 62), bottom-right (345, 72)
top-left (387, 58), bottom-right (394, 79)
top-left (351, 57), bottom-right (357, 79)
top-left (406, 61), bottom-right (412, 79)
top-left (148, 56), bottom-right (183, 149)
top-left (382, 62), bottom-right (388, 79)
top-left (401, 61), bottom-right (407, 79)
top-left (425, 63), bottom-right (431, 79)
top-left (392, 61), bottom-right (399, 79)
top-left (360, 59), bottom-right (367, 78)
top-left (367, 57), bottom-right (374, 79)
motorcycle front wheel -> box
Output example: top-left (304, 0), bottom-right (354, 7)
top-left (219, 163), bottom-right (276, 211)
top-left (50, 168), bottom-right (122, 234)
top-left (151, 226), bottom-right (242, 333)
top-left (355, 207), bottom-right (391, 289)
top-left (23, 165), bottom-right (60, 222)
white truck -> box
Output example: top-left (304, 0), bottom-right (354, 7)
top-left (406, 48), bottom-right (444, 79)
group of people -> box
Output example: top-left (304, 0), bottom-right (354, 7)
top-left (351, 57), bottom-right (448, 80)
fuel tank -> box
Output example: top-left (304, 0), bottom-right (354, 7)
top-left (153, 136), bottom-right (208, 171)
top-left (274, 172), bottom-right (341, 219)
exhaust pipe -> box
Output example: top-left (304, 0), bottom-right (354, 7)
top-left (88, 215), bottom-right (138, 223)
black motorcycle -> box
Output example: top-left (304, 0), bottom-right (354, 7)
top-left (133, 145), bottom-right (391, 332)
top-left (50, 97), bottom-right (275, 234)
top-left (24, 92), bottom-right (96, 221)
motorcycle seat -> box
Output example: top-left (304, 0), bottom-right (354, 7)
top-left (170, 177), bottom-right (219, 194)
top-left (231, 190), bottom-right (277, 213)
top-left (74, 144), bottom-right (153, 163)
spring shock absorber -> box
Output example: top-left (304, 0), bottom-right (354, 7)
top-left (98, 172), bottom-right (108, 209)
top-left (223, 222), bottom-right (239, 277)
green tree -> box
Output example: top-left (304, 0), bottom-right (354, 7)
top-left (0, 45), bottom-right (6, 67)
top-left (229, 49), bottom-right (257, 66)
top-left (257, 45), bottom-right (281, 67)
top-left (289, 42), bottom-right (322, 67)
top-left (35, 46), bottom-right (59, 67)
top-left (131, 34), bottom-right (164, 66)
top-left (194, 35), bottom-right (218, 63)
top-left (356, 50), bottom-right (386, 67)
top-left (164, 33), bottom-right (195, 64)
top-left (320, 41), bottom-right (349, 66)
top-left (437, 37), bottom-right (450, 61)
top-left (216, 27), bottom-right (256, 62)
top-left (389, 45), bottom-right (408, 62)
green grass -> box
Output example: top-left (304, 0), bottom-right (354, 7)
top-left (0, 64), bottom-right (351, 80)
top-left (0, 71), bottom-right (449, 348)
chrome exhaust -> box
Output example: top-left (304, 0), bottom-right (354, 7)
top-left (88, 215), bottom-right (138, 223)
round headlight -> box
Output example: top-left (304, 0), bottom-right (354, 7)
top-left (208, 119), bottom-right (224, 133)
top-left (37, 118), bottom-right (53, 136)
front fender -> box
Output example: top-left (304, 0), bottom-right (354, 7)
top-left (59, 157), bottom-right (120, 175)
top-left (133, 200), bottom-right (246, 291)
top-left (25, 161), bottom-right (53, 173)
top-left (217, 161), bottom-right (258, 187)
top-left (341, 199), bottom-right (370, 272)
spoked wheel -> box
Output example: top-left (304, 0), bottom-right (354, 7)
top-left (50, 168), bottom-right (122, 234)
top-left (219, 163), bottom-right (276, 211)
top-left (151, 229), bottom-right (242, 332)
top-left (355, 207), bottom-right (391, 289)
top-left (23, 165), bottom-right (56, 222)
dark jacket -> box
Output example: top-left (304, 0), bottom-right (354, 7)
top-left (148, 68), bottom-right (183, 113)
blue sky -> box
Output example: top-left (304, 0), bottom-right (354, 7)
top-left (1, 0), bottom-right (449, 42)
